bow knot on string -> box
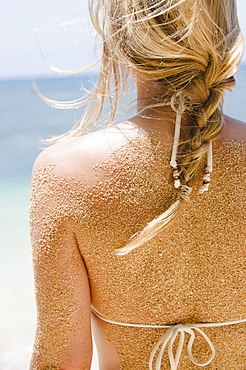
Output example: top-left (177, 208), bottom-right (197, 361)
top-left (91, 306), bottom-right (246, 370)
top-left (149, 323), bottom-right (215, 370)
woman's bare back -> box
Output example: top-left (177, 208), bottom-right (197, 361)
top-left (30, 115), bottom-right (246, 369)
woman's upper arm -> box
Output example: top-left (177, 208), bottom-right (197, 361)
top-left (30, 152), bottom-right (92, 370)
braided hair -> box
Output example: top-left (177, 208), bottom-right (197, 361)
top-left (42, 0), bottom-right (244, 252)
top-left (96, 0), bottom-right (243, 253)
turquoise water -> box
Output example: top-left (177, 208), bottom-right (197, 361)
top-left (0, 67), bottom-right (245, 369)
top-left (0, 75), bottom-right (94, 184)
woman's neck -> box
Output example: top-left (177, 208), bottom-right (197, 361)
top-left (129, 80), bottom-right (191, 144)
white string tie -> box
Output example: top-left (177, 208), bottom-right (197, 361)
top-left (170, 92), bottom-right (185, 169)
top-left (91, 306), bottom-right (246, 370)
top-left (206, 140), bottom-right (213, 173)
top-left (149, 323), bottom-right (215, 370)
top-left (169, 92), bottom-right (186, 189)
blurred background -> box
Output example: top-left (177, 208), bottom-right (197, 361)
top-left (0, 0), bottom-right (245, 368)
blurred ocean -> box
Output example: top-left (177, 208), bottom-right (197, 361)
top-left (0, 66), bottom-right (245, 369)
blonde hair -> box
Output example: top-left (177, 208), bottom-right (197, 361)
top-left (42, 0), bottom-right (244, 253)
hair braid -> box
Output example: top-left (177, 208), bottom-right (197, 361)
top-left (115, 0), bottom-right (243, 254)
top-left (178, 67), bottom-right (236, 186)
top-left (116, 73), bottom-right (235, 256)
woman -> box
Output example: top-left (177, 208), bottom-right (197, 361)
top-left (30, 0), bottom-right (246, 369)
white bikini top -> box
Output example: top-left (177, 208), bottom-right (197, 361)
top-left (91, 306), bottom-right (246, 370)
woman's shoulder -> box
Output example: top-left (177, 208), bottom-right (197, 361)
top-left (32, 122), bottom-right (140, 184)
top-left (214, 115), bottom-right (246, 174)
top-left (220, 115), bottom-right (246, 143)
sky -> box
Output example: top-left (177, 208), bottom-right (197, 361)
top-left (1, 0), bottom-right (246, 80)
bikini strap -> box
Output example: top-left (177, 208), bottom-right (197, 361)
top-left (91, 306), bottom-right (246, 370)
